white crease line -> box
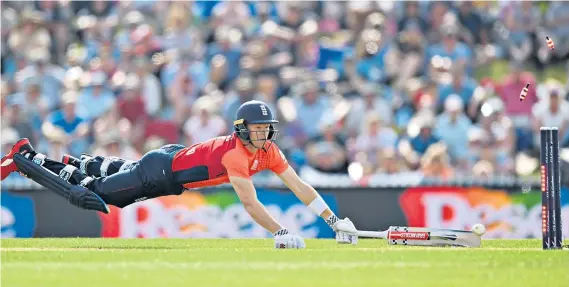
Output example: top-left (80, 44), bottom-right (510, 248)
top-left (1, 248), bottom-right (153, 252)
top-left (1, 247), bottom-right (560, 252)
top-left (0, 261), bottom-right (508, 270)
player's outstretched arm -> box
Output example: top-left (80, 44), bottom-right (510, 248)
top-left (229, 176), bottom-right (305, 249)
top-left (276, 166), bottom-right (358, 245)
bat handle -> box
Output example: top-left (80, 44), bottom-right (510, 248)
top-left (356, 230), bottom-right (388, 239)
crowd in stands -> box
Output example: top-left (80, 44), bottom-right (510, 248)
top-left (2, 1), bottom-right (569, 184)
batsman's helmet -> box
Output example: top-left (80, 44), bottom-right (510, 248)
top-left (234, 100), bottom-right (279, 150)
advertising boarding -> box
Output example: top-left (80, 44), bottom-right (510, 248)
top-left (399, 187), bottom-right (569, 239)
top-left (99, 188), bottom-right (337, 239)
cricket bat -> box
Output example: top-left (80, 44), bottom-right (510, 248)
top-left (356, 226), bottom-right (481, 247)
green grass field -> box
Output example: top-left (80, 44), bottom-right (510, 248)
top-left (1, 239), bottom-right (568, 287)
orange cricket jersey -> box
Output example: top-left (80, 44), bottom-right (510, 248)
top-left (171, 133), bottom-right (289, 189)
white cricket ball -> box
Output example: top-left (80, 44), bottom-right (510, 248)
top-left (471, 223), bottom-right (486, 236)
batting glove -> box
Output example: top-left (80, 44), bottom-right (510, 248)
top-left (273, 229), bottom-right (306, 249)
top-left (327, 215), bottom-right (358, 245)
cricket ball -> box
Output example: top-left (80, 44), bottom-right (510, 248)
top-left (471, 223), bottom-right (486, 236)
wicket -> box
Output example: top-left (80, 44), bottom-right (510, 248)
top-left (540, 127), bottom-right (563, 250)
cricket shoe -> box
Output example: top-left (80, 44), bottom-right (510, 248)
top-left (1, 138), bottom-right (35, 181)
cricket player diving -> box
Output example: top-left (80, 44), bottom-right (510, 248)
top-left (1, 100), bottom-right (358, 248)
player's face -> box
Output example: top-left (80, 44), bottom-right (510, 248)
top-left (248, 123), bottom-right (271, 148)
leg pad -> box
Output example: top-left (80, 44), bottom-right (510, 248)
top-left (13, 154), bottom-right (110, 214)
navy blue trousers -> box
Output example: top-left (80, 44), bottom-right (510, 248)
top-left (82, 144), bottom-right (185, 207)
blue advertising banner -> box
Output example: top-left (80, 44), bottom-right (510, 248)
top-left (1, 191), bottom-right (36, 238)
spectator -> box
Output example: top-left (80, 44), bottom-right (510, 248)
top-left (1, 127), bottom-right (20, 161)
top-left (92, 130), bottom-right (140, 160)
top-left (7, 81), bottom-right (48, 132)
top-left (425, 1), bottom-right (449, 44)
top-left (294, 20), bottom-right (319, 68)
top-left (344, 82), bottom-right (393, 137)
top-left (544, 2), bottom-right (569, 59)
top-left (209, 54), bottom-right (231, 91)
top-left (131, 24), bottom-right (162, 59)
top-left (420, 143), bottom-right (455, 179)
top-left (304, 121), bottom-right (348, 174)
top-left (319, 1), bottom-right (343, 34)
top-left (532, 87), bottom-right (569, 147)
top-left (435, 94), bottom-right (472, 168)
top-left (398, 2), bottom-right (428, 34)
top-left (3, 101), bottom-right (37, 149)
top-left (409, 119), bottom-right (440, 156)
top-left (456, 2), bottom-right (484, 45)
top-left (255, 75), bottom-right (279, 119)
top-left (114, 10), bottom-right (144, 53)
top-left (7, 10), bottom-right (51, 61)
top-left (354, 28), bottom-right (398, 83)
top-left (16, 48), bottom-right (65, 110)
top-left (277, 2), bottom-right (305, 31)
top-left (504, 2), bottom-right (540, 63)
top-left (34, 0), bottom-right (69, 63)
top-left (76, 0), bottom-right (116, 18)
top-left (292, 81), bottom-right (332, 139)
top-left (223, 76), bottom-right (256, 128)
top-left (76, 71), bottom-right (116, 121)
top-left (162, 49), bottom-right (209, 92)
top-left (162, 3), bottom-right (195, 51)
top-left (118, 74), bottom-right (147, 124)
top-left (43, 129), bottom-right (71, 163)
top-left (496, 62), bottom-right (537, 125)
top-left (469, 97), bottom-right (515, 173)
top-left (375, 148), bottom-right (406, 175)
top-left (437, 66), bottom-right (479, 112)
top-left (392, 21), bottom-right (426, 91)
top-left (351, 114), bottom-right (398, 163)
top-left (92, 104), bottom-right (134, 148)
top-left (80, 15), bottom-right (111, 64)
top-left (132, 57), bottom-right (162, 117)
top-left (41, 91), bottom-right (89, 157)
top-left (183, 98), bottom-right (226, 146)
top-left (425, 24), bottom-right (473, 76)
top-left (211, 1), bottom-right (252, 32)
top-left (167, 68), bottom-right (199, 125)
top-left (207, 26), bottom-right (243, 84)
top-left (98, 43), bottom-right (118, 77)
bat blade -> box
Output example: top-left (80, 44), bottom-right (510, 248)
top-left (357, 226), bottom-right (481, 248)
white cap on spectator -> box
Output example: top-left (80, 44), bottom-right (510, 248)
top-left (444, 94), bottom-right (463, 112)
top-left (165, 48), bottom-right (180, 63)
top-left (61, 90), bottom-right (78, 105)
top-left (361, 82), bottom-right (379, 96)
top-left (29, 48), bottom-right (50, 63)
top-left (2, 8), bottom-right (18, 31)
top-left (441, 24), bottom-right (459, 38)
top-left (124, 74), bottom-right (141, 91)
top-left (192, 96), bottom-right (214, 114)
top-left (91, 71), bottom-right (107, 86)
top-left (261, 20), bottom-right (278, 37)
top-left (1, 127), bottom-right (19, 146)
top-left (299, 20), bottom-right (318, 36)
top-left (124, 11), bottom-right (144, 26)
top-left (467, 127), bottom-right (486, 143)
top-left (366, 113), bottom-right (381, 125)
top-left (348, 1), bottom-right (372, 12)
top-left (365, 12), bottom-right (386, 30)
top-left (75, 15), bottom-right (97, 30)
top-left (487, 97), bottom-right (504, 113)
